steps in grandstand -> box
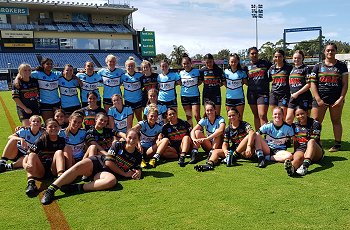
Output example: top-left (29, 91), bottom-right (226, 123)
top-left (89, 54), bottom-right (102, 68)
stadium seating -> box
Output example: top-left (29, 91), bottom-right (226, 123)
top-left (40, 53), bottom-right (95, 68)
top-left (0, 23), bottom-right (12, 29)
top-left (56, 23), bottom-right (76, 31)
top-left (93, 52), bottom-right (142, 68)
top-left (15, 24), bottom-right (35, 30)
top-left (0, 53), bottom-right (39, 69)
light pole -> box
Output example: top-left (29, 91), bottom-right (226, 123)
top-left (251, 4), bottom-right (263, 48)
top-left (7, 62), bottom-right (11, 84)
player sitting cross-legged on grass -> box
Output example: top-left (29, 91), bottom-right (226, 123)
top-left (0, 115), bottom-right (43, 173)
top-left (160, 108), bottom-right (193, 167)
top-left (41, 128), bottom-right (142, 205)
top-left (194, 108), bottom-right (256, 172)
top-left (189, 100), bottom-right (225, 164)
top-left (284, 106), bottom-right (324, 176)
top-left (24, 118), bottom-right (69, 197)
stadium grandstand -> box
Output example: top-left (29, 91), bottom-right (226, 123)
top-left (0, 0), bottom-right (147, 87)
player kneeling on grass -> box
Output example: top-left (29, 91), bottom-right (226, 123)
top-left (190, 100), bottom-right (225, 164)
top-left (161, 108), bottom-right (193, 167)
top-left (255, 107), bottom-right (294, 168)
top-left (41, 128), bottom-right (142, 205)
top-left (0, 115), bottom-right (43, 173)
top-left (284, 106), bottom-right (323, 176)
top-left (194, 108), bottom-right (257, 171)
top-left (24, 118), bottom-right (69, 197)
top-left (132, 107), bottom-right (168, 168)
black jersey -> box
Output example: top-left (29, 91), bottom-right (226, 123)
top-left (200, 65), bottom-right (224, 94)
top-left (12, 78), bottom-right (39, 111)
top-left (85, 127), bottom-right (116, 151)
top-left (142, 72), bottom-right (158, 92)
top-left (289, 64), bottom-right (312, 97)
top-left (269, 63), bottom-right (293, 95)
top-left (292, 117), bottom-right (321, 151)
top-left (244, 59), bottom-right (272, 94)
top-left (104, 141), bottom-right (142, 172)
top-left (224, 121), bottom-right (253, 149)
top-left (29, 136), bottom-right (65, 160)
top-left (79, 106), bottom-right (106, 130)
top-left (309, 61), bottom-right (348, 97)
top-left (162, 119), bottom-right (191, 145)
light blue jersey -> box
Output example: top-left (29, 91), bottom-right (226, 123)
top-left (180, 68), bottom-right (200, 97)
top-left (121, 72), bottom-right (143, 103)
top-left (107, 106), bottom-right (133, 133)
top-left (58, 76), bottom-right (81, 108)
top-left (144, 104), bottom-right (167, 126)
top-left (158, 72), bottom-right (180, 102)
top-left (198, 116), bottom-right (225, 136)
top-left (31, 70), bottom-right (61, 104)
top-left (138, 120), bottom-right (163, 148)
top-left (58, 129), bottom-right (86, 160)
top-left (76, 72), bottom-right (102, 103)
top-left (98, 68), bottom-right (124, 99)
top-left (258, 122), bottom-right (294, 150)
top-left (224, 69), bottom-right (247, 99)
top-left (16, 127), bottom-right (42, 154)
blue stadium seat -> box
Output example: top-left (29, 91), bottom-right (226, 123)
top-left (40, 53), bottom-right (96, 68)
top-left (0, 53), bottom-right (39, 68)
top-left (92, 52), bottom-right (142, 68)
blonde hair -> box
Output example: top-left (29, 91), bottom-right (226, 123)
top-left (17, 63), bottom-right (32, 79)
top-left (105, 54), bottom-right (117, 64)
top-left (141, 60), bottom-right (152, 70)
top-left (147, 88), bottom-right (158, 105)
top-left (147, 106), bottom-right (159, 117)
top-left (125, 56), bottom-right (136, 67)
top-left (29, 115), bottom-right (42, 123)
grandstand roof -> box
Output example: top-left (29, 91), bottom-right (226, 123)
top-left (0, 0), bottom-right (137, 15)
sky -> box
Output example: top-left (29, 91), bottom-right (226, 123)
top-left (88, 0), bottom-right (350, 56)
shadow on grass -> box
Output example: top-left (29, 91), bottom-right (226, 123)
top-left (321, 139), bottom-right (350, 150)
top-left (142, 170), bottom-right (174, 178)
top-left (308, 155), bottom-right (348, 175)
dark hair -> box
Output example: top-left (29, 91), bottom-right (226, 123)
top-left (36, 58), bottom-right (53, 72)
top-left (228, 53), bottom-right (242, 70)
top-left (40, 118), bottom-right (60, 147)
top-left (166, 107), bottom-right (177, 115)
top-left (274, 49), bottom-right (286, 64)
top-left (248, 47), bottom-right (258, 54)
top-left (324, 42), bottom-right (338, 52)
top-left (294, 50), bottom-right (305, 62)
top-left (54, 108), bottom-right (66, 116)
top-left (273, 106), bottom-right (284, 115)
top-left (204, 53), bottom-right (214, 60)
top-left (203, 100), bottom-right (216, 118)
top-left (228, 107), bottom-right (240, 117)
top-left (293, 106), bottom-right (308, 115)
top-left (160, 59), bottom-right (170, 65)
top-left (126, 128), bottom-right (141, 140)
top-left (87, 91), bottom-right (98, 99)
top-left (182, 53), bottom-right (192, 63)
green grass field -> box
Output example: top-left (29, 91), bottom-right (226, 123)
top-left (0, 88), bottom-right (349, 230)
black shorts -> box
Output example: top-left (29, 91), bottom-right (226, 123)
top-left (269, 93), bottom-right (289, 107)
top-left (89, 155), bottom-right (106, 176)
top-left (125, 100), bottom-right (143, 110)
top-left (226, 98), bottom-right (245, 107)
top-left (103, 98), bottom-right (113, 106)
top-left (16, 106), bottom-right (40, 122)
top-left (170, 141), bottom-right (182, 154)
top-left (39, 157), bottom-right (54, 178)
top-left (203, 92), bottom-right (221, 105)
top-left (181, 96), bottom-right (200, 106)
top-left (288, 96), bottom-right (312, 110)
top-left (40, 102), bottom-right (60, 112)
top-left (247, 91), bottom-right (269, 105)
top-left (62, 105), bottom-right (81, 115)
top-left (142, 94), bottom-right (149, 107)
top-left (269, 148), bottom-right (285, 155)
top-left (158, 99), bottom-right (177, 108)
top-left (312, 95), bottom-right (342, 108)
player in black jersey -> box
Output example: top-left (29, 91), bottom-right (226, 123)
top-left (285, 50), bottom-right (313, 124)
top-left (161, 108), bottom-right (192, 167)
top-left (284, 107), bottom-right (323, 176)
top-left (41, 128), bottom-right (142, 205)
top-left (200, 53), bottom-right (224, 116)
top-left (79, 92), bottom-right (106, 130)
top-left (244, 47), bottom-right (272, 130)
top-left (23, 118), bottom-right (68, 197)
top-left (310, 43), bottom-right (348, 152)
top-left (12, 63), bottom-right (40, 127)
top-left (141, 60), bottom-right (159, 107)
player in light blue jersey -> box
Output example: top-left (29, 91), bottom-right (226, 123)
top-left (58, 64), bottom-right (81, 115)
top-left (143, 89), bottom-right (167, 126)
top-left (224, 53), bottom-right (247, 118)
top-left (157, 59), bottom-right (181, 109)
top-left (107, 94), bottom-right (133, 140)
top-left (0, 115), bottom-right (42, 173)
top-left (31, 58), bottom-right (61, 121)
top-left (132, 107), bottom-right (169, 168)
top-left (121, 57), bottom-right (143, 121)
top-left (255, 107), bottom-right (294, 168)
top-left (190, 101), bottom-right (225, 164)
top-left (58, 113), bottom-right (86, 167)
top-left (77, 61), bottom-right (102, 107)
top-left (97, 54), bottom-right (125, 112)
top-left (180, 55), bottom-right (201, 126)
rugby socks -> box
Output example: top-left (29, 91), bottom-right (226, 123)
top-left (47, 184), bottom-right (59, 194)
top-left (153, 153), bottom-right (161, 161)
top-left (232, 151), bottom-right (239, 158)
top-left (1, 157), bottom-right (8, 161)
top-left (180, 152), bottom-right (186, 157)
top-left (302, 158), bottom-right (311, 168)
top-left (255, 149), bottom-right (264, 158)
top-left (27, 177), bottom-right (35, 184)
top-left (5, 163), bottom-right (13, 170)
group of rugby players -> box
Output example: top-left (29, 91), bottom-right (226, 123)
top-left (0, 42), bottom-right (348, 205)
